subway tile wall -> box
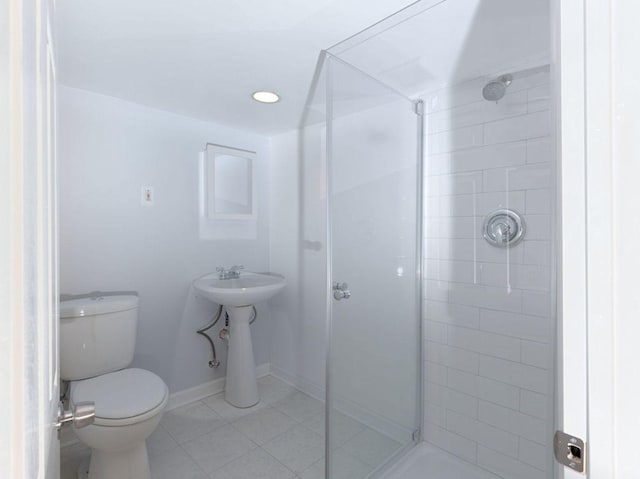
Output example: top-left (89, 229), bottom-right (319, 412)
top-left (422, 69), bottom-right (554, 479)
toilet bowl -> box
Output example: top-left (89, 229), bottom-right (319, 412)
top-left (60, 295), bottom-right (168, 479)
top-left (71, 368), bottom-right (168, 479)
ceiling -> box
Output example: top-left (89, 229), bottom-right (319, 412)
top-left (57, 0), bottom-right (550, 136)
top-left (333, 0), bottom-right (550, 97)
top-left (56, 0), bottom-right (416, 136)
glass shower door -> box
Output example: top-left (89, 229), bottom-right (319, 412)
top-left (326, 54), bottom-right (422, 478)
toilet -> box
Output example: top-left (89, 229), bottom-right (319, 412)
top-left (60, 295), bottom-right (168, 479)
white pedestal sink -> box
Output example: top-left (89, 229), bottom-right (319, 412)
top-left (193, 272), bottom-right (286, 407)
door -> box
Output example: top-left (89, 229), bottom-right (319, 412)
top-left (325, 55), bottom-right (422, 477)
top-left (0, 0), bottom-right (60, 477)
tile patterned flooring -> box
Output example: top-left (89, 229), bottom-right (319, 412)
top-left (61, 375), bottom-right (403, 479)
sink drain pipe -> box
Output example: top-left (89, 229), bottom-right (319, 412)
top-left (197, 305), bottom-right (223, 368)
top-left (197, 305), bottom-right (258, 368)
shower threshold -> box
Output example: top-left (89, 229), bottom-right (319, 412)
top-left (380, 443), bottom-right (501, 479)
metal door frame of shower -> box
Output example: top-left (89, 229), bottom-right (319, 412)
top-left (322, 51), bottom-right (425, 479)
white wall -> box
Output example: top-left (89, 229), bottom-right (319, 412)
top-left (421, 70), bottom-right (555, 479)
top-left (269, 127), bottom-right (327, 399)
top-left (58, 86), bottom-right (272, 393)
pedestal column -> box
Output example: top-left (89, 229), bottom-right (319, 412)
top-left (224, 305), bottom-right (259, 407)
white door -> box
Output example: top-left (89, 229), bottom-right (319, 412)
top-left (0, 0), bottom-right (61, 477)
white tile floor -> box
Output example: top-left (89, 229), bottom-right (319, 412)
top-left (60, 375), bottom-right (403, 479)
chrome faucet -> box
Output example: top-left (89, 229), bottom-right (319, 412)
top-left (216, 265), bottom-right (244, 279)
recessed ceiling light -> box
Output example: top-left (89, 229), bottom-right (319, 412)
top-left (252, 91), bottom-right (280, 103)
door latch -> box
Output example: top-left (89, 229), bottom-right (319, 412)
top-left (554, 430), bottom-right (586, 474)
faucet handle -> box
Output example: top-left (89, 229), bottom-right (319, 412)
top-left (230, 265), bottom-right (244, 272)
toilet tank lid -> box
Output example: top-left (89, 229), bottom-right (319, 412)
top-left (60, 295), bottom-right (138, 319)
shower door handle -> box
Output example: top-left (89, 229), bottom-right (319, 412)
top-left (333, 282), bottom-right (351, 300)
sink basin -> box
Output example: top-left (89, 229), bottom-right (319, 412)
top-left (193, 271), bottom-right (286, 407)
top-left (194, 272), bottom-right (286, 306)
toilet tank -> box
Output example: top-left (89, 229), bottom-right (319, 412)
top-left (60, 295), bottom-right (139, 381)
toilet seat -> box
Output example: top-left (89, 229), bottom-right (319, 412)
top-left (71, 368), bottom-right (168, 427)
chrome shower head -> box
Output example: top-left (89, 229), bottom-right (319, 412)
top-left (482, 74), bottom-right (513, 102)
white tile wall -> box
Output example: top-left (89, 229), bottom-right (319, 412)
top-left (428, 124), bottom-right (484, 155)
top-left (482, 163), bottom-right (552, 192)
top-left (478, 310), bottom-right (549, 343)
top-left (483, 111), bottom-right (550, 145)
top-left (428, 140), bottom-right (527, 176)
top-left (422, 70), bottom-right (554, 479)
top-left (477, 446), bottom-right (546, 479)
top-left (526, 137), bottom-right (552, 164)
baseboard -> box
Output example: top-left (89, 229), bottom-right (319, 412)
top-left (269, 364), bottom-right (325, 402)
top-left (166, 362), bottom-right (272, 411)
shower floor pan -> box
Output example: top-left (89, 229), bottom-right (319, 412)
top-left (381, 443), bottom-right (501, 479)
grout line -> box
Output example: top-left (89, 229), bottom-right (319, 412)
top-left (428, 376), bottom-right (548, 418)
top-left (424, 339), bottom-right (550, 371)
top-left (426, 305), bottom-right (552, 333)
top-left (428, 130), bottom-right (551, 157)
top-left (424, 189), bottom-right (546, 201)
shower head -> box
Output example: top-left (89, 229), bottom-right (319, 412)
top-left (482, 74), bottom-right (513, 102)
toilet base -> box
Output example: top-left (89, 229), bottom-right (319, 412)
top-left (77, 458), bottom-right (89, 479)
top-left (77, 441), bottom-right (150, 479)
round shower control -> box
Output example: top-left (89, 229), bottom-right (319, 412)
top-left (483, 209), bottom-right (525, 247)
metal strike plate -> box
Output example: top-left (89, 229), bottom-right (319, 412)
top-left (554, 430), bottom-right (586, 474)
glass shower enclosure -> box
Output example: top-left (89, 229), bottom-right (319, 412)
top-left (326, 56), bottom-right (423, 477)
top-left (302, 52), bottom-right (423, 478)
top-left (302, 1), bottom-right (557, 478)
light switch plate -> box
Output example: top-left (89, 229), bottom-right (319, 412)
top-left (141, 186), bottom-right (154, 206)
